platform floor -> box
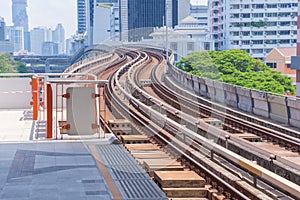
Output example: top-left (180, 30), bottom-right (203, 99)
top-left (0, 110), bottom-right (167, 200)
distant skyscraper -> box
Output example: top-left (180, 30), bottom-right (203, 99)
top-left (52, 24), bottom-right (65, 54)
top-left (86, 0), bottom-right (118, 45)
top-left (177, 0), bottom-right (190, 23)
top-left (12, 0), bottom-right (30, 51)
top-left (0, 17), bottom-right (5, 41)
top-left (92, 0), bottom-right (119, 44)
top-left (7, 26), bottom-right (24, 52)
top-left (119, 0), bottom-right (180, 42)
top-left (77, 0), bottom-right (86, 34)
top-left (12, 0), bottom-right (28, 31)
top-left (30, 27), bottom-right (52, 55)
top-left (86, 0), bottom-right (95, 45)
top-left (42, 41), bottom-right (59, 56)
top-left (190, 3), bottom-right (208, 28)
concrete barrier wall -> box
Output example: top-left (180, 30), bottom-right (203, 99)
top-left (169, 65), bottom-right (300, 128)
top-left (236, 87), bottom-right (253, 113)
top-left (214, 81), bottom-right (225, 104)
top-left (268, 94), bottom-right (288, 123)
top-left (205, 79), bottom-right (215, 100)
top-left (198, 77), bottom-right (207, 97)
top-left (0, 78), bottom-right (32, 109)
top-left (192, 75), bottom-right (200, 94)
top-left (224, 83), bottom-right (238, 108)
top-left (251, 90), bottom-right (269, 118)
top-left (287, 98), bottom-right (300, 128)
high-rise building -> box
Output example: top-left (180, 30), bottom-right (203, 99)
top-left (12, 0), bottom-right (28, 31)
top-left (52, 24), bottom-right (65, 54)
top-left (42, 41), bottom-right (59, 56)
top-left (177, 0), bottom-right (190, 24)
top-left (0, 41), bottom-right (14, 53)
top-left (7, 26), bottom-right (24, 52)
top-left (0, 18), bottom-right (13, 53)
top-left (12, 0), bottom-right (30, 51)
top-left (0, 17), bottom-right (5, 41)
top-left (86, 0), bottom-right (95, 45)
top-left (92, 0), bottom-right (119, 44)
top-left (291, 0), bottom-right (300, 96)
top-left (190, 3), bottom-right (209, 28)
top-left (86, 0), bottom-right (118, 45)
top-left (110, 4), bottom-right (120, 41)
top-left (118, 0), bottom-right (188, 42)
top-left (120, 0), bottom-right (171, 42)
top-left (30, 27), bottom-right (52, 55)
top-left (208, 0), bottom-right (297, 60)
top-left (77, 0), bottom-right (86, 34)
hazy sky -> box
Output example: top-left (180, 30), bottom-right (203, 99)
top-left (0, 0), bottom-right (76, 38)
top-left (0, 0), bottom-right (207, 38)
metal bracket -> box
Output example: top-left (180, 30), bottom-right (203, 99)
top-left (92, 123), bottom-right (99, 129)
top-left (92, 93), bottom-right (100, 98)
top-left (61, 124), bottom-right (70, 130)
top-left (62, 93), bottom-right (70, 99)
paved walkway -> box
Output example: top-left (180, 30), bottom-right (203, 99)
top-left (0, 110), bottom-right (33, 142)
top-left (0, 109), bottom-right (167, 200)
top-left (0, 142), bottom-right (112, 200)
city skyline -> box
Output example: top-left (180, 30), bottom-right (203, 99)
top-left (0, 0), bottom-right (76, 38)
top-left (0, 0), bottom-right (207, 38)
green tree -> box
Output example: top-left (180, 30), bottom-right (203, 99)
top-left (0, 53), bottom-right (28, 73)
top-left (0, 53), bottom-right (17, 73)
top-left (177, 50), bottom-right (296, 95)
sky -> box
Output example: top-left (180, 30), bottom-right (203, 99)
top-left (0, 0), bottom-right (76, 38)
top-left (0, 0), bottom-right (207, 38)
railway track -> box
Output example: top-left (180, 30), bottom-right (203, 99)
top-left (70, 46), bottom-right (300, 200)
top-left (104, 49), bottom-right (256, 200)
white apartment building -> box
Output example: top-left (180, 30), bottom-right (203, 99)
top-left (209, 0), bottom-right (297, 60)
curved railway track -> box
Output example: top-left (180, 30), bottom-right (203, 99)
top-left (69, 46), bottom-right (300, 200)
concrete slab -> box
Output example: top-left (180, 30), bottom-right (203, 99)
top-left (154, 171), bottom-right (206, 188)
top-left (132, 151), bottom-right (169, 159)
top-left (125, 143), bottom-right (160, 152)
top-left (163, 187), bottom-right (207, 198)
top-left (143, 159), bottom-right (184, 176)
top-left (120, 135), bottom-right (150, 144)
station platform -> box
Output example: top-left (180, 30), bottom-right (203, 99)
top-left (0, 110), bottom-right (167, 200)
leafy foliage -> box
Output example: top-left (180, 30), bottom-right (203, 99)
top-left (0, 53), bottom-right (28, 73)
top-left (176, 50), bottom-right (295, 95)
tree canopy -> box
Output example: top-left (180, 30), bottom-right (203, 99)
top-left (0, 53), bottom-right (28, 73)
top-left (176, 49), bottom-right (295, 95)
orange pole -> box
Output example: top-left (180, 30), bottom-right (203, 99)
top-left (31, 77), bottom-right (39, 120)
top-left (47, 84), bottom-right (53, 139)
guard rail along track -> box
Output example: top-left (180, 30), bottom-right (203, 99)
top-left (115, 47), bottom-right (300, 196)
top-left (114, 47), bottom-right (300, 199)
top-left (146, 50), bottom-right (300, 184)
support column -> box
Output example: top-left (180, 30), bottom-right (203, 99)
top-left (31, 77), bottom-right (39, 120)
top-left (47, 84), bottom-right (53, 139)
